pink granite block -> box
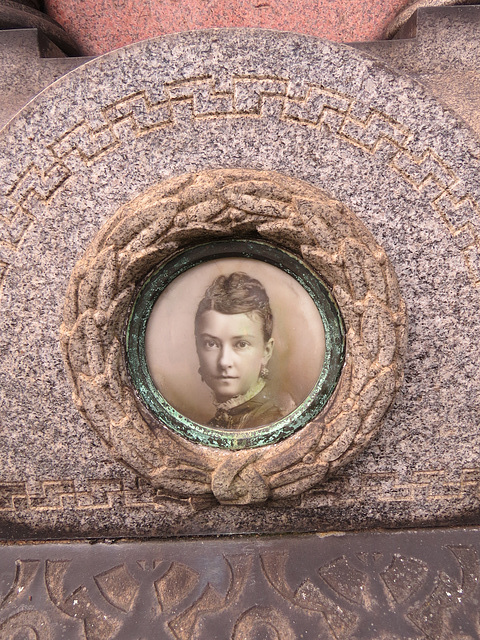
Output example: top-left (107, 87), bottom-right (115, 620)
top-left (44, 0), bottom-right (412, 56)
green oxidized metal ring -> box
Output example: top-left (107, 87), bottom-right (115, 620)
top-left (126, 239), bottom-right (345, 450)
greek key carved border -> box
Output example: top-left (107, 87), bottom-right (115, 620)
top-left (0, 467), bottom-right (478, 513)
top-left (0, 478), bottom-right (167, 512)
top-left (0, 74), bottom-right (479, 296)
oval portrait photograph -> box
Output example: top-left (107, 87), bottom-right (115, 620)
top-left (126, 241), bottom-right (345, 449)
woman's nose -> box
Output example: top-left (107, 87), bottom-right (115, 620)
top-left (218, 345), bottom-right (234, 369)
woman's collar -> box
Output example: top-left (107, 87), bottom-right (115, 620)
top-left (213, 378), bottom-right (266, 412)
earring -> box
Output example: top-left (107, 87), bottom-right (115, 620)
top-left (260, 365), bottom-right (269, 379)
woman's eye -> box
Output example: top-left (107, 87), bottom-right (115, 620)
top-left (236, 340), bottom-right (249, 349)
top-left (204, 339), bottom-right (219, 349)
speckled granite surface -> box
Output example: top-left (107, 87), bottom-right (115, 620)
top-left (43, 0), bottom-right (412, 56)
top-left (0, 29), bottom-right (89, 128)
top-left (354, 6), bottom-right (480, 138)
top-left (0, 29), bottom-right (479, 539)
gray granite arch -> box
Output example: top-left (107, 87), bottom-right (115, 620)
top-left (0, 29), bottom-right (479, 537)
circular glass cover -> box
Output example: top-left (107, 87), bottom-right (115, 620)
top-left (126, 240), bottom-right (345, 449)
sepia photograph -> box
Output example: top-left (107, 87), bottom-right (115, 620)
top-left (145, 257), bottom-right (326, 430)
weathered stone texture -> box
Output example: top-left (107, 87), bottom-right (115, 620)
top-left (1, 527), bottom-right (480, 638)
top-left (0, 29), bottom-right (479, 538)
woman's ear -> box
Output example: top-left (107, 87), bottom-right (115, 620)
top-left (262, 338), bottom-right (274, 364)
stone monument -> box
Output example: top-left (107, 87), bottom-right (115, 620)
top-left (0, 13), bottom-right (480, 638)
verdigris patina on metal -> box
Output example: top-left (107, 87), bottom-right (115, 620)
top-left (126, 240), bottom-right (346, 450)
top-left (60, 168), bottom-right (406, 505)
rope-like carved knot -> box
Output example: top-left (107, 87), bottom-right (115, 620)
top-left (60, 168), bottom-right (407, 503)
top-left (212, 456), bottom-right (269, 505)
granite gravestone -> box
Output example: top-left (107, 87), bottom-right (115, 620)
top-left (0, 28), bottom-right (479, 541)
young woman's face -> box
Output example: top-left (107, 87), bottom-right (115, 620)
top-left (196, 310), bottom-right (273, 402)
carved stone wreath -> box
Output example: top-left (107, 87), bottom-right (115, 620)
top-left (60, 169), bottom-right (407, 505)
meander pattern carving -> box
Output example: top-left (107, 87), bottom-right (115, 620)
top-left (0, 75), bottom-right (479, 293)
top-left (59, 169), bottom-right (406, 504)
top-left (1, 543), bottom-right (480, 639)
top-left (1, 467), bottom-right (480, 513)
